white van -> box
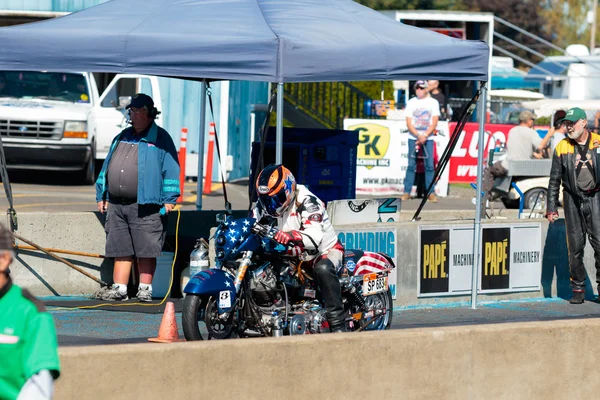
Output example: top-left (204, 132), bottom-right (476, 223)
top-left (0, 71), bottom-right (161, 184)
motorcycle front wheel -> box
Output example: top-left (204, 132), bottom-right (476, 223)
top-left (182, 294), bottom-right (238, 341)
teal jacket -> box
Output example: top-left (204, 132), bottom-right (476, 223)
top-left (95, 122), bottom-right (180, 207)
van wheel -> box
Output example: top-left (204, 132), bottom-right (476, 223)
top-left (80, 147), bottom-right (96, 185)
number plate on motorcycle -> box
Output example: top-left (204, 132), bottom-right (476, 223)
top-left (219, 290), bottom-right (231, 308)
top-left (362, 273), bottom-right (387, 296)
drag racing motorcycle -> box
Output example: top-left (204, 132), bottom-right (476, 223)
top-left (182, 215), bottom-right (395, 340)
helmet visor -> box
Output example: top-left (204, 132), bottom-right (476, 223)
top-left (258, 189), bottom-right (289, 216)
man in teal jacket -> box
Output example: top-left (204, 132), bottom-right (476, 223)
top-left (94, 93), bottom-right (180, 302)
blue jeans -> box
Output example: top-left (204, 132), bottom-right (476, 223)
top-left (404, 139), bottom-right (435, 195)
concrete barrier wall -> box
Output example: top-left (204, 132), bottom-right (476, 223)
top-left (56, 319), bottom-right (600, 400)
top-left (10, 212), bottom-right (591, 304)
top-left (12, 213), bottom-right (108, 296)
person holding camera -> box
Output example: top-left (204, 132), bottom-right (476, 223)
top-left (546, 107), bottom-right (600, 304)
top-left (94, 93), bottom-right (180, 302)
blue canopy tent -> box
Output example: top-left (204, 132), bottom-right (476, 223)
top-left (0, 0), bottom-right (490, 306)
top-left (0, 0), bottom-right (488, 82)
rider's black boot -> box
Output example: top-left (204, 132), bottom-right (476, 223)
top-left (314, 258), bottom-right (347, 332)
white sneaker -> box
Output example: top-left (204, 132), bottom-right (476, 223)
top-left (93, 285), bottom-right (128, 301)
top-left (136, 287), bottom-right (153, 302)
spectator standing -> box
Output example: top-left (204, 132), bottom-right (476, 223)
top-left (546, 109), bottom-right (568, 153)
top-left (427, 80), bottom-right (448, 121)
top-left (94, 93), bottom-right (180, 302)
top-left (0, 223), bottom-right (60, 400)
top-left (546, 107), bottom-right (600, 304)
top-left (490, 110), bottom-right (553, 177)
top-left (401, 80), bottom-right (440, 203)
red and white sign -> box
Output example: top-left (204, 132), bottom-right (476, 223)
top-left (447, 122), bottom-right (551, 183)
top-left (448, 123), bottom-right (514, 183)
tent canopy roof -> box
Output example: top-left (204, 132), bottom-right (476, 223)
top-left (0, 0), bottom-right (489, 83)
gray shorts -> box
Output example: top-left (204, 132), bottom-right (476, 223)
top-left (105, 202), bottom-right (166, 258)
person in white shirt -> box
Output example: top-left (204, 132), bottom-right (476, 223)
top-left (252, 164), bottom-right (347, 332)
top-left (490, 110), bottom-right (552, 177)
top-left (401, 80), bottom-right (440, 203)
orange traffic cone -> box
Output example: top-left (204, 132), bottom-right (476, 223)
top-left (148, 301), bottom-right (184, 343)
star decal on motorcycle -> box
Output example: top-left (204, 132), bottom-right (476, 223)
top-left (242, 226), bottom-right (248, 232)
top-left (225, 281), bottom-right (231, 287)
top-left (230, 221), bottom-right (237, 227)
top-left (230, 236), bottom-right (237, 244)
top-left (243, 219), bottom-right (250, 226)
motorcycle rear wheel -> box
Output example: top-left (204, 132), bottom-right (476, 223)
top-left (360, 289), bottom-right (393, 331)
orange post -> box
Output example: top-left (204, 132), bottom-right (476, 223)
top-left (176, 128), bottom-right (188, 203)
top-left (148, 301), bottom-right (184, 343)
top-left (203, 122), bottom-right (216, 195)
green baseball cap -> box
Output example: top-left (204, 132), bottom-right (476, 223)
top-left (563, 107), bottom-right (587, 122)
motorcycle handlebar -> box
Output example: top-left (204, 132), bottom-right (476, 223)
top-left (250, 222), bottom-right (276, 239)
top-left (251, 222), bottom-right (299, 250)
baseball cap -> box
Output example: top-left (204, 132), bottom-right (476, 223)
top-left (553, 110), bottom-right (567, 127)
top-left (414, 80), bottom-right (427, 89)
top-left (0, 223), bottom-right (13, 251)
top-left (126, 93), bottom-right (154, 110)
top-left (563, 107), bottom-right (587, 122)
top-left (518, 110), bottom-right (537, 123)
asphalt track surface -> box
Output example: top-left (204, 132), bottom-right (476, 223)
top-left (1, 169), bottom-right (495, 213)
top-left (47, 295), bottom-right (600, 346)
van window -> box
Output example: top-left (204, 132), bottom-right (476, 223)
top-left (101, 78), bottom-right (153, 108)
top-left (0, 71), bottom-right (89, 103)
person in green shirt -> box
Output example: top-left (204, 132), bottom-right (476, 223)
top-left (0, 223), bottom-right (60, 399)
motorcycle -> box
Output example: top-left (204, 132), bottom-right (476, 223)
top-left (182, 214), bottom-right (395, 340)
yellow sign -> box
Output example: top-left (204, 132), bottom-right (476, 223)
top-left (349, 123), bottom-right (390, 170)
top-left (422, 241), bottom-right (448, 279)
top-left (484, 239), bottom-right (509, 276)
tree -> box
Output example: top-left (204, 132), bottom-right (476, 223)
top-left (459, 0), bottom-right (553, 67)
top-left (541, 0), bottom-right (592, 52)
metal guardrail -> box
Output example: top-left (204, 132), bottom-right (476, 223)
top-left (283, 82), bottom-right (374, 129)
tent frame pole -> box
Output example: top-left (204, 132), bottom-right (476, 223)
top-left (196, 79), bottom-right (207, 210)
top-left (276, 82), bottom-right (284, 164)
top-left (471, 83), bottom-right (487, 309)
